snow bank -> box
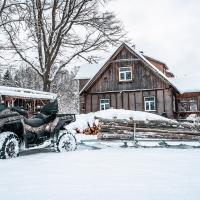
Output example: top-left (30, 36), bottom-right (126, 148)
top-left (66, 109), bottom-right (175, 133)
top-left (186, 114), bottom-right (200, 123)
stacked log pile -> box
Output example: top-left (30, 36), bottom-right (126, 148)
top-left (96, 117), bottom-right (200, 141)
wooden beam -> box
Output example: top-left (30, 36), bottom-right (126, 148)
top-left (109, 93), bottom-right (112, 108)
top-left (163, 89), bottom-right (166, 112)
top-left (89, 88), bottom-right (167, 94)
top-left (110, 58), bottom-right (140, 63)
top-left (128, 92), bottom-right (130, 110)
top-left (90, 94), bottom-right (92, 112)
top-left (115, 93), bottom-right (118, 109)
top-left (121, 92), bottom-right (124, 109)
top-left (134, 92), bottom-right (136, 111)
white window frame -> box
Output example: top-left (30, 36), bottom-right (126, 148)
top-left (119, 66), bottom-right (132, 82)
top-left (144, 96), bottom-right (156, 111)
top-left (100, 99), bottom-right (110, 110)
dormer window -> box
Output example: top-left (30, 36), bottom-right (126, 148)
top-left (119, 66), bottom-right (132, 81)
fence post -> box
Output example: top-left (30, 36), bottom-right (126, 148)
top-left (133, 122), bottom-right (136, 144)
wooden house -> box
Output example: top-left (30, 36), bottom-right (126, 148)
top-left (76, 43), bottom-right (179, 118)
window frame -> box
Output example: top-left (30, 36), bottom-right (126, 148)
top-left (100, 99), bottom-right (110, 110)
top-left (144, 96), bottom-right (156, 112)
top-left (119, 66), bottom-right (133, 82)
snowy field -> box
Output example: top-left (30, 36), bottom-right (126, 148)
top-left (0, 142), bottom-right (200, 200)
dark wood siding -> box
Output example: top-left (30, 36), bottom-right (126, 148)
top-left (79, 79), bottom-right (89, 92)
top-left (88, 48), bottom-right (167, 93)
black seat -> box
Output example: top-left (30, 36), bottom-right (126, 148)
top-left (24, 99), bottom-right (58, 128)
top-left (24, 113), bottom-right (54, 127)
top-left (24, 118), bottom-right (45, 127)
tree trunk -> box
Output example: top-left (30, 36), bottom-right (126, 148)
top-left (43, 79), bottom-right (51, 92)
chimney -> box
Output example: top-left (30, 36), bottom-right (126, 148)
top-left (131, 44), bottom-right (136, 50)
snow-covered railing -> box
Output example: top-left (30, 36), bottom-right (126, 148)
top-left (0, 86), bottom-right (57, 100)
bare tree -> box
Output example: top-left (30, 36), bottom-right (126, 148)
top-left (0, 0), bottom-right (6, 19)
top-left (0, 0), bottom-right (24, 27)
top-left (2, 0), bottom-right (126, 91)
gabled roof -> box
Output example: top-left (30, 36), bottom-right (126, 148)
top-left (79, 43), bottom-right (179, 94)
top-left (170, 76), bottom-right (200, 93)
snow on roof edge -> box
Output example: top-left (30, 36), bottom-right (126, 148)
top-left (0, 86), bottom-right (57, 100)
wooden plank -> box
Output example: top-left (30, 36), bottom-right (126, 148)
top-left (128, 92), bottom-right (130, 110)
top-left (110, 58), bottom-right (140, 63)
top-left (157, 90), bottom-right (164, 115)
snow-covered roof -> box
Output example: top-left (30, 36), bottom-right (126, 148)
top-left (79, 43), bottom-right (179, 94)
top-left (74, 63), bottom-right (102, 80)
top-left (170, 76), bottom-right (200, 93)
top-left (0, 86), bottom-right (57, 100)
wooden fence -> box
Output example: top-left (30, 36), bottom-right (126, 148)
top-left (96, 117), bottom-right (200, 142)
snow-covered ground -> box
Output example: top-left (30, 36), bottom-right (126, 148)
top-left (0, 142), bottom-right (200, 200)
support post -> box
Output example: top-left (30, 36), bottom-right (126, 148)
top-left (133, 122), bottom-right (136, 143)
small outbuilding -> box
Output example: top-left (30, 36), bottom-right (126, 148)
top-left (0, 86), bottom-right (57, 114)
top-left (171, 76), bottom-right (200, 119)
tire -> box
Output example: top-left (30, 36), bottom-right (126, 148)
top-left (56, 130), bottom-right (77, 152)
top-left (0, 132), bottom-right (20, 159)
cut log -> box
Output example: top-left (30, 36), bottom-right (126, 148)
top-left (98, 132), bottom-right (200, 141)
top-left (136, 128), bottom-right (200, 136)
top-left (97, 132), bottom-right (134, 140)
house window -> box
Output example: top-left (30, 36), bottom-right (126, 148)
top-left (144, 96), bottom-right (156, 111)
top-left (119, 67), bottom-right (132, 81)
top-left (100, 99), bottom-right (110, 110)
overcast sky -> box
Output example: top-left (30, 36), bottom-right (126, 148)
top-left (106, 0), bottom-right (200, 77)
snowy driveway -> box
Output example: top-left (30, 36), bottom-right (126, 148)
top-left (0, 147), bottom-right (200, 200)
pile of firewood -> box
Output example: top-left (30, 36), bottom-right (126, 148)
top-left (75, 122), bottom-right (100, 135)
top-left (96, 117), bottom-right (200, 141)
top-left (83, 122), bottom-right (100, 135)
